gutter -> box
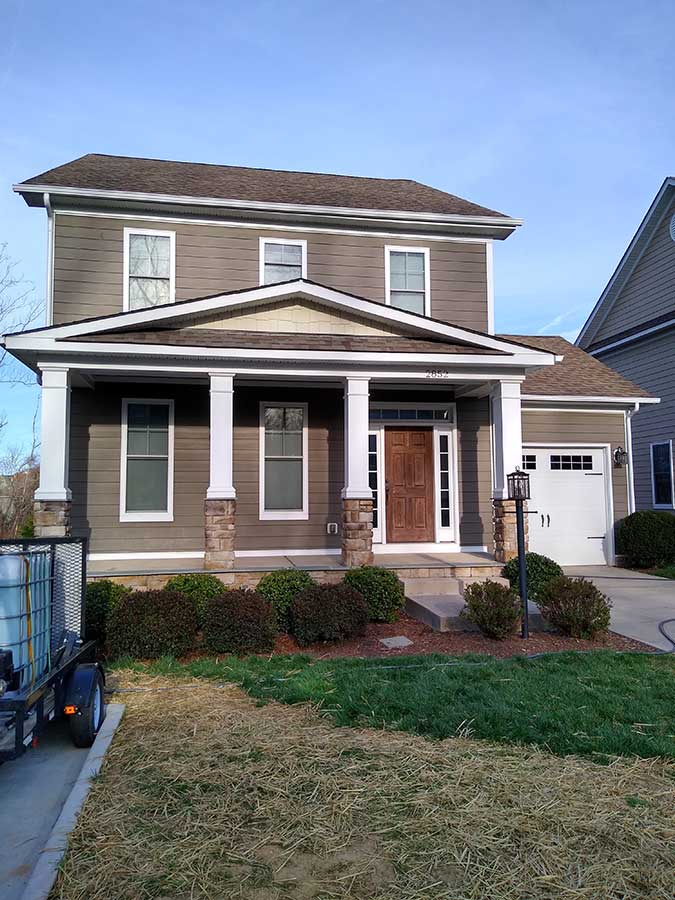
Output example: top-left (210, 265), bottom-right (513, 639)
top-left (13, 183), bottom-right (523, 230)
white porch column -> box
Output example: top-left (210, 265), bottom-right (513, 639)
top-left (35, 367), bottom-right (71, 501)
top-left (206, 372), bottom-right (236, 499)
top-left (342, 376), bottom-right (372, 500)
top-left (490, 380), bottom-right (523, 499)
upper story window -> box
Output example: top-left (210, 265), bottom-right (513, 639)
top-left (259, 238), bottom-right (307, 285)
top-left (123, 228), bottom-right (175, 311)
top-left (385, 246), bottom-right (430, 316)
top-left (651, 441), bottom-right (674, 508)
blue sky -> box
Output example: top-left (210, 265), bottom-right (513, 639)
top-left (1, 0), bottom-right (674, 453)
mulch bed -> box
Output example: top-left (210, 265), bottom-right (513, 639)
top-left (273, 613), bottom-right (653, 659)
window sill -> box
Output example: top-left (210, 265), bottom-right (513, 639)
top-left (259, 510), bottom-right (309, 521)
top-left (120, 511), bottom-right (174, 523)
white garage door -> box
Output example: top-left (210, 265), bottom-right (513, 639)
top-left (524, 447), bottom-right (610, 566)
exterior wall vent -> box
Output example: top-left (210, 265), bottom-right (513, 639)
top-left (670, 213), bottom-right (675, 242)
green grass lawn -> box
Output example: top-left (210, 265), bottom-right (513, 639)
top-left (652, 564), bottom-right (675, 579)
top-left (116, 649), bottom-right (675, 761)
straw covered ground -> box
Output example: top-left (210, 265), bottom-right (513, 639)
top-left (50, 671), bottom-right (675, 900)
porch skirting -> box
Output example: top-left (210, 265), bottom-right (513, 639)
top-left (341, 498), bottom-right (374, 567)
top-left (33, 499), bottom-right (72, 538)
top-left (492, 499), bottom-right (528, 563)
top-left (204, 498), bottom-right (236, 569)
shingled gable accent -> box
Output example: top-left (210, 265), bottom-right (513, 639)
top-left (11, 279), bottom-right (558, 361)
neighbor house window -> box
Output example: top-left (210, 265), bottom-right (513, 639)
top-left (259, 238), bottom-right (307, 285)
top-left (651, 441), bottom-right (674, 508)
top-left (385, 246), bottom-right (430, 315)
top-left (259, 402), bottom-right (308, 519)
top-left (120, 399), bottom-right (174, 522)
top-left (123, 228), bottom-right (175, 310)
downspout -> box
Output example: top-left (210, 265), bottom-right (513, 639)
top-left (44, 192), bottom-right (54, 326)
top-left (625, 403), bottom-right (638, 514)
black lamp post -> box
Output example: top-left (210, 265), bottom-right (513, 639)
top-left (507, 468), bottom-right (530, 639)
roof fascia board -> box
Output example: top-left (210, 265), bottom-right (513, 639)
top-left (588, 317), bottom-right (675, 355)
top-left (577, 177), bottom-right (675, 347)
top-left (7, 280), bottom-right (554, 359)
top-left (522, 393), bottom-right (659, 406)
top-left (13, 183), bottom-right (523, 229)
top-left (5, 334), bottom-right (557, 368)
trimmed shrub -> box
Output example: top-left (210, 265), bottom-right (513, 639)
top-left (203, 589), bottom-right (277, 655)
top-left (617, 510), bottom-right (675, 568)
top-left (537, 576), bottom-right (611, 639)
top-left (290, 583), bottom-right (369, 646)
top-left (85, 579), bottom-right (131, 643)
top-left (107, 590), bottom-right (198, 659)
top-left (164, 573), bottom-right (227, 624)
top-left (256, 569), bottom-right (314, 631)
top-left (343, 566), bottom-right (405, 622)
top-left (460, 580), bottom-right (521, 640)
top-left (502, 552), bottom-right (563, 601)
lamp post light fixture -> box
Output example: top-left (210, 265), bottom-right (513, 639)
top-left (507, 468), bottom-right (530, 639)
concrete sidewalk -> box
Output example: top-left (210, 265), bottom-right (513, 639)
top-left (565, 566), bottom-right (675, 651)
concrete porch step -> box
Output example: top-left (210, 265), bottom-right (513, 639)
top-left (403, 574), bottom-right (510, 598)
top-left (405, 593), bottom-right (464, 632)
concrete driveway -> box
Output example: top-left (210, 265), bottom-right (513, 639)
top-left (565, 566), bottom-right (675, 651)
top-left (0, 719), bottom-right (89, 900)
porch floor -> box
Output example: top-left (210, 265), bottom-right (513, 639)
top-left (88, 550), bottom-right (498, 578)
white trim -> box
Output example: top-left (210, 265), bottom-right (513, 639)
top-left (523, 441), bottom-right (616, 565)
top-left (384, 245), bottom-right (431, 317)
top-left (521, 394), bottom-right (659, 406)
top-left (342, 377), bottom-right (372, 500)
top-left (650, 440), bottom-right (675, 509)
top-left (206, 372), bottom-right (236, 500)
top-left (122, 227), bottom-right (176, 312)
top-left (34, 366), bottom-right (71, 501)
top-left (14, 182), bottom-right (524, 229)
top-left (44, 193), bottom-right (54, 326)
top-left (373, 542), bottom-right (487, 554)
top-left (52, 207), bottom-right (495, 244)
top-left (625, 406), bottom-right (637, 514)
top-left (485, 241), bottom-right (495, 335)
top-left (368, 427), bottom-right (384, 543)
top-left (119, 398), bottom-right (174, 522)
top-left (236, 548), bottom-right (340, 558)
top-left (259, 237), bottom-right (307, 285)
top-left (577, 177), bottom-right (675, 347)
top-left (588, 318), bottom-right (675, 355)
top-left (491, 381), bottom-right (522, 498)
top-left (88, 545), bottom-right (490, 562)
top-left (259, 401), bottom-right (309, 520)
top-left (21, 280), bottom-right (546, 357)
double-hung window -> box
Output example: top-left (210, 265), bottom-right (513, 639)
top-left (120, 399), bottom-right (174, 521)
top-left (651, 441), bottom-right (674, 508)
top-left (124, 228), bottom-right (175, 310)
top-left (259, 402), bottom-right (308, 519)
top-left (260, 238), bottom-right (307, 285)
top-left (385, 246), bottom-right (430, 315)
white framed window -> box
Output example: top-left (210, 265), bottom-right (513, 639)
top-left (259, 238), bottom-right (307, 285)
top-left (123, 228), bottom-right (175, 311)
top-left (650, 441), bottom-right (674, 508)
top-left (259, 402), bottom-right (308, 520)
top-left (384, 246), bottom-right (430, 316)
top-left (120, 399), bottom-right (174, 522)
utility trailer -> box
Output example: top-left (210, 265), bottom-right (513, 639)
top-left (0, 538), bottom-right (105, 763)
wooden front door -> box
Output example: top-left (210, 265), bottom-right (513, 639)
top-left (385, 429), bottom-right (435, 542)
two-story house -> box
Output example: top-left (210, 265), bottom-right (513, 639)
top-left (2, 154), bottom-right (655, 581)
top-left (578, 178), bottom-right (674, 514)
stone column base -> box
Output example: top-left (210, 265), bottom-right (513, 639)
top-left (492, 498), bottom-right (528, 563)
top-left (204, 499), bottom-right (236, 569)
top-left (341, 498), bottom-right (374, 567)
top-left (33, 499), bottom-right (72, 537)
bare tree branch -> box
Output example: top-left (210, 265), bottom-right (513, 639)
top-left (0, 446), bottom-right (39, 538)
top-left (0, 241), bottom-right (42, 385)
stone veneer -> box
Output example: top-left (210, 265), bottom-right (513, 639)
top-left (492, 498), bottom-right (528, 563)
top-left (341, 497), bottom-right (374, 567)
top-left (33, 500), bottom-right (72, 537)
top-left (204, 498), bottom-right (236, 569)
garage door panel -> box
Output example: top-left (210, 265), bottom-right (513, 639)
top-left (526, 447), bottom-right (609, 566)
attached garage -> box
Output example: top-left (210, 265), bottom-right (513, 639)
top-left (523, 445), bottom-right (612, 565)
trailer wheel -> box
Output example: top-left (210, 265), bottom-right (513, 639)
top-left (69, 668), bottom-right (105, 748)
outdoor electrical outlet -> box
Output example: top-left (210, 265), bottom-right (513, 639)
top-left (326, 522), bottom-right (339, 535)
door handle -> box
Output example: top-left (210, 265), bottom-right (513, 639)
top-left (547, 514), bottom-right (550, 528)
top-left (541, 514), bottom-right (544, 527)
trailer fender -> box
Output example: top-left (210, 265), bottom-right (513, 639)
top-left (64, 663), bottom-right (105, 714)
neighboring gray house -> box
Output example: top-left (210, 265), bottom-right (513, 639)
top-left (1, 155), bottom-right (655, 576)
top-left (577, 178), bottom-right (674, 513)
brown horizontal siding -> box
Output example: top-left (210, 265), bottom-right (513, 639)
top-left (595, 196), bottom-right (675, 340)
top-left (599, 331), bottom-right (675, 512)
top-left (456, 398), bottom-right (493, 549)
top-left (53, 214), bottom-right (488, 329)
top-left (521, 410), bottom-right (628, 522)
